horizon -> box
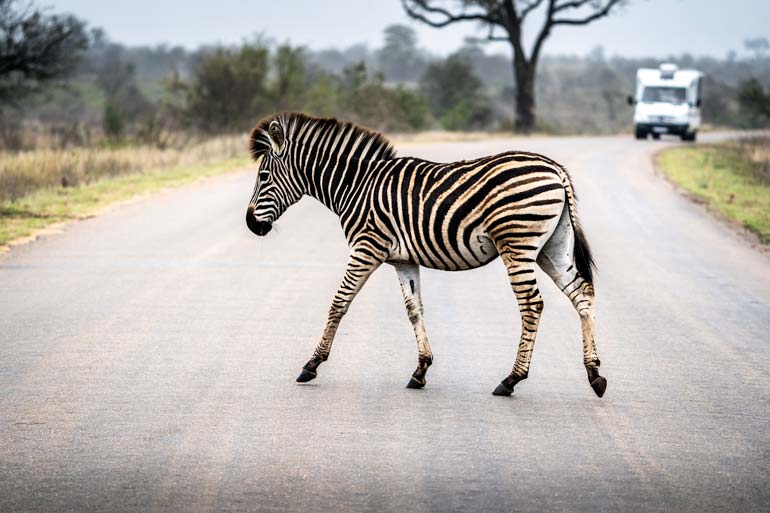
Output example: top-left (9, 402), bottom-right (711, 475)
top-left (51, 0), bottom-right (770, 60)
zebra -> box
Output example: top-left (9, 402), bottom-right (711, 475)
top-left (245, 112), bottom-right (606, 398)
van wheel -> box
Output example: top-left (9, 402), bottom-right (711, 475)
top-left (634, 127), bottom-right (646, 140)
top-left (652, 133), bottom-right (661, 140)
top-left (681, 131), bottom-right (697, 142)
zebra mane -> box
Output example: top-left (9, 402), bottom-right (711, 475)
top-left (249, 112), bottom-right (397, 162)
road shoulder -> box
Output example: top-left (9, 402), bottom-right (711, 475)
top-left (653, 139), bottom-right (770, 254)
top-left (0, 158), bottom-right (250, 254)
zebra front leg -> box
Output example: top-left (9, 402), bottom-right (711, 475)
top-left (493, 255), bottom-right (544, 397)
top-left (297, 250), bottom-right (382, 383)
top-left (394, 263), bottom-right (433, 389)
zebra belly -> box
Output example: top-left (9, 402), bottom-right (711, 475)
top-left (390, 225), bottom-right (499, 271)
top-left (451, 226), bottom-right (499, 270)
top-left (467, 229), bottom-right (499, 266)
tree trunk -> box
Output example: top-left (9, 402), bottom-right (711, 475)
top-left (513, 56), bottom-right (536, 133)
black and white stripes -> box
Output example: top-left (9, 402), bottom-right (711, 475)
top-left (245, 112), bottom-right (606, 397)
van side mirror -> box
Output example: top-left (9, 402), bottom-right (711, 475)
top-left (627, 95), bottom-right (636, 106)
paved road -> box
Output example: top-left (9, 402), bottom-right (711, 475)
top-left (1, 134), bottom-right (769, 513)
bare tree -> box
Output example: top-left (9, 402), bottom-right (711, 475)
top-left (402, 0), bottom-right (625, 132)
top-left (744, 37), bottom-right (769, 60)
top-left (0, 0), bottom-right (88, 106)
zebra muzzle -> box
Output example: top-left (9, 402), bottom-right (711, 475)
top-left (246, 205), bottom-right (272, 236)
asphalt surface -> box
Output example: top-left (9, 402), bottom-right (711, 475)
top-left (1, 133), bottom-right (769, 513)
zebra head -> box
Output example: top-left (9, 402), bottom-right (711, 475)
top-left (246, 115), bottom-right (303, 237)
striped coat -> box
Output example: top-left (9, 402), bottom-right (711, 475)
top-left (246, 112), bottom-right (606, 397)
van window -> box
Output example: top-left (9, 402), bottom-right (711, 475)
top-left (641, 87), bottom-right (687, 104)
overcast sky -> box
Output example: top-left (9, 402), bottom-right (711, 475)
top-left (51, 0), bottom-right (769, 58)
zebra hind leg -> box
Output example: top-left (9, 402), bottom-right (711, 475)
top-left (393, 263), bottom-right (433, 389)
top-left (537, 214), bottom-right (606, 397)
top-left (492, 246), bottom-right (544, 396)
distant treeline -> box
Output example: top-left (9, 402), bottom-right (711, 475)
top-left (3, 23), bottom-right (770, 150)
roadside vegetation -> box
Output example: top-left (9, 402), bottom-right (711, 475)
top-left (657, 137), bottom-right (770, 243)
top-left (0, 145), bottom-right (247, 246)
top-left (2, 1), bottom-right (770, 249)
top-left (0, 136), bottom-right (244, 202)
top-left (4, 5), bottom-right (770, 151)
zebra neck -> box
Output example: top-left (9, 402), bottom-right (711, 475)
top-left (301, 156), bottom-right (379, 216)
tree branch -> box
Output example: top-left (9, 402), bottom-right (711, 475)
top-left (530, 0), bottom-right (557, 67)
top-left (484, 21), bottom-right (512, 42)
top-left (401, 0), bottom-right (499, 28)
top-left (552, 0), bottom-right (624, 26)
top-left (552, 0), bottom-right (593, 13)
top-left (520, 0), bottom-right (547, 21)
top-left (499, 0), bottom-right (526, 61)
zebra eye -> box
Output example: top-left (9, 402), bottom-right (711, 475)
top-left (268, 121), bottom-right (284, 149)
top-left (259, 171), bottom-right (270, 182)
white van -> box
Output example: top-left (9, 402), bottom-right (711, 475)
top-left (628, 63), bottom-right (703, 141)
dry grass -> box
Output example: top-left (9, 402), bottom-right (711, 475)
top-left (0, 156), bottom-right (249, 248)
top-left (738, 137), bottom-right (770, 184)
top-left (389, 130), bottom-right (531, 147)
top-left (0, 135), bottom-right (247, 202)
top-left (0, 135), bottom-right (250, 247)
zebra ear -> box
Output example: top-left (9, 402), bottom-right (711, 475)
top-left (268, 121), bottom-right (285, 154)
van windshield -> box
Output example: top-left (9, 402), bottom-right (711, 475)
top-left (641, 87), bottom-right (687, 104)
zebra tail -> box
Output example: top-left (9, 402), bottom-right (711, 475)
top-left (572, 220), bottom-right (595, 286)
top-left (562, 170), bottom-right (596, 285)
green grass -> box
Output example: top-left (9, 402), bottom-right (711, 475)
top-left (657, 137), bottom-right (770, 243)
top-left (0, 156), bottom-right (248, 247)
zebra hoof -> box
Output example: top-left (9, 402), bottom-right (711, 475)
top-left (296, 368), bottom-right (317, 383)
top-left (492, 382), bottom-right (513, 396)
top-left (406, 377), bottom-right (425, 389)
top-left (590, 376), bottom-right (607, 398)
